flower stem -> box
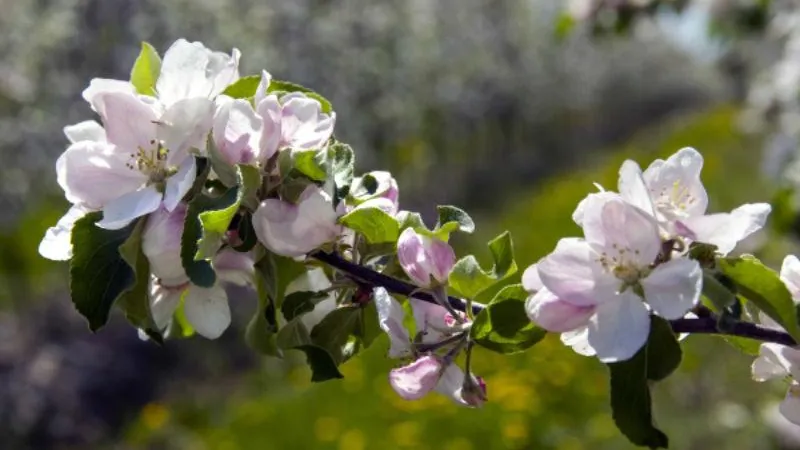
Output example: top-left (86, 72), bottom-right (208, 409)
top-left (310, 250), bottom-right (797, 347)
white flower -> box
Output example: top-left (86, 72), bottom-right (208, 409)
top-left (252, 185), bottom-right (343, 258)
top-left (374, 288), bottom-right (482, 406)
top-left (527, 195), bottom-right (702, 362)
top-left (618, 147), bottom-right (771, 254)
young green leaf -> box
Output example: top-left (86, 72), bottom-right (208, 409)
top-left (281, 291), bottom-right (330, 321)
top-left (309, 305), bottom-right (362, 364)
top-left (276, 316), bottom-right (344, 382)
top-left (129, 42), bottom-right (161, 96)
top-left (328, 143), bottom-right (354, 202)
top-left (436, 205), bottom-right (475, 235)
top-left (292, 148), bottom-right (327, 181)
top-left (470, 284), bottom-right (546, 354)
top-left (607, 317), bottom-right (680, 449)
top-left (222, 75), bottom-right (261, 99)
top-left (69, 212), bottom-right (137, 331)
top-left (448, 231), bottom-right (517, 299)
top-left (718, 255), bottom-right (800, 342)
top-left (339, 206), bottom-right (400, 244)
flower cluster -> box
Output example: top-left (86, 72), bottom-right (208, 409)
top-left (524, 148), bottom-right (770, 362)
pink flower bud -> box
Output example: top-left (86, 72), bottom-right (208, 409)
top-left (461, 374), bottom-right (488, 408)
top-left (143, 203), bottom-right (189, 287)
top-left (525, 288), bottom-right (595, 332)
top-left (389, 355), bottom-right (443, 400)
top-left (397, 228), bottom-right (455, 288)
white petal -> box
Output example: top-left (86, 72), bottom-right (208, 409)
top-left (254, 70), bottom-right (272, 106)
top-left (598, 198), bottom-right (661, 267)
top-left (374, 288), bottom-right (412, 358)
top-left (561, 326), bottom-right (596, 356)
top-left (82, 78), bottom-right (136, 112)
top-left (208, 47), bottom-right (241, 97)
top-left (159, 98), bottom-right (215, 159)
top-left (300, 297), bottom-right (337, 332)
top-left (142, 204), bottom-right (188, 286)
top-left (433, 363), bottom-right (469, 406)
top-left (678, 203), bottom-right (771, 255)
top-left (38, 204), bottom-right (92, 261)
top-left (257, 94), bottom-right (282, 162)
top-left (280, 94), bottom-right (335, 149)
top-left (537, 238), bottom-right (601, 306)
top-left (213, 249), bottom-right (254, 287)
top-left (618, 160), bottom-right (655, 216)
top-left (752, 343), bottom-right (800, 381)
top-left (782, 255), bottom-right (800, 302)
top-left (780, 384), bottom-right (800, 426)
top-left (641, 258), bottom-right (702, 320)
top-left (94, 92), bottom-right (159, 152)
top-left (96, 186), bottom-right (162, 230)
top-left (587, 292), bottom-right (650, 363)
top-left (286, 268), bottom-right (333, 293)
top-left (521, 263), bottom-right (543, 292)
top-left (572, 190), bottom-right (617, 231)
top-left (56, 140), bottom-right (146, 207)
top-left (163, 157), bottom-right (196, 212)
top-left (149, 279), bottom-right (183, 331)
top-left (63, 120), bottom-right (106, 144)
top-left (184, 284), bottom-right (231, 339)
top-left (157, 39), bottom-right (215, 107)
top-left (409, 298), bottom-right (450, 343)
top-left (213, 96), bottom-right (262, 165)
top-left (643, 147), bottom-right (708, 218)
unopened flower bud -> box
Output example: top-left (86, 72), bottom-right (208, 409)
top-left (461, 373), bottom-right (488, 408)
top-left (397, 228), bottom-right (455, 288)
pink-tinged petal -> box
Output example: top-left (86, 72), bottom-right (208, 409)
top-left (159, 97), bottom-right (215, 159)
top-left (781, 383), bottom-right (800, 426)
top-left (148, 278), bottom-right (183, 331)
top-left (252, 199), bottom-right (305, 257)
top-left (561, 326), bottom-right (596, 356)
top-left (389, 355), bottom-right (443, 400)
top-left (280, 94), bottom-right (335, 149)
top-left (143, 203), bottom-right (188, 287)
top-left (781, 255), bottom-right (800, 302)
top-left (213, 96), bottom-right (263, 165)
top-left (38, 204), bottom-right (92, 261)
top-left (374, 287), bottom-right (412, 358)
top-left (184, 284), bottom-right (231, 339)
top-left (678, 203), bottom-right (771, 255)
top-left (599, 198), bottom-right (661, 268)
top-left (163, 157), bottom-right (196, 212)
top-left (286, 267), bottom-right (332, 293)
top-left (64, 120), bottom-right (106, 144)
top-left (213, 249), bottom-right (254, 287)
top-left (525, 288), bottom-right (595, 332)
top-left (753, 343), bottom-right (800, 381)
top-left (256, 94), bottom-right (282, 162)
top-left (94, 92), bottom-right (159, 153)
top-left (521, 263), bottom-right (544, 292)
top-left (295, 186), bottom-right (343, 238)
top-left (157, 39), bottom-right (216, 107)
top-left (81, 78), bottom-right (136, 112)
top-left (421, 235), bottom-right (456, 284)
top-left (254, 70), bottom-right (272, 106)
top-left (587, 291), bottom-right (650, 363)
top-left (56, 141), bottom-right (146, 207)
top-left (460, 374), bottom-right (488, 408)
top-left (208, 47), bottom-right (241, 97)
top-left (537, 238), bottom-right (600, 306)
top-left (397, 228), bottom-right (430, 286)
top-left (618, 159), bottom-right (656, 217)
top-left (409, 298), bottom-right (450, 343)
top-left (433, 363), bottom-right (470, 406)
top-left (572, 190), bottom-right (617, 231)
top-left (641, 258), bottom-right (702, 320)
top-left (643, 147), bottom-right (708, 218)
top-left (97, 185), bottom-right (162, 230)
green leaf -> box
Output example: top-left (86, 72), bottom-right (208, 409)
top-left (233, 212), bottom-right (258, 252)
top-left (770, 187), bottom-right (797, 235)
top-left (436, 205), bottom-right (475, 234)
top-left (328, 143), bottom-right (354, 202)
top-left (355, 301), bottom-right (381, 350)
top-left (129, 42), bottom-right (161, 96)
top-left (719, 254), bottom-right (800, 342)
top-left (448, 231), bottom-right (517, 299)
top-left (310, 305), bottom-right (362, 364)
top-left (554, 13), bottom-right (576, 40)
top-left (268, 80), bottom-right (334, 114)
top-left (207, 137), bottom-right (238, 187)
top-left (339, 206), bottom-right (400, 244)
top-left (397, 211), bottom-right (427, 231)
top-left (701, 270), bottom-right (737, 312)
top-left (222, 75), bottom-right (261, 99)
top-left (470, 284), bottom-right (546, 354)
top-left (117, 219), bottom-right (162, 341)
top-left (295, 345), bottom-right (345, 382)
top-left (194, 164), bottom-right (261, 261)
top-left (281, 291), bottom-right (330, 321)
top-left (69, 212), bottom-right (137, 331)
top-left (292, 148), bottom-right (327, 181)
top-left (607, 317), bottom-right (680, 449)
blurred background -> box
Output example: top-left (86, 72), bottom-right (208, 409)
top-left (3, 0), bottom-right (800, 448)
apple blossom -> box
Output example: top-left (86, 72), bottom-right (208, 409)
top-left (527, 195), bottom-right (702, 362)
top-left (375, 288), bottom-right (483, 406)
top-left (252, 185), bottom-right (344, 258)
top-left (618, 147), bottom-right (771, 254)
top-left (213, 95), bottom-right (264, 166)
top-left (141, 203), bottom-right (254, 339)
top-left (254, 71), bottom-right (336, 162)
top-left (397, 228), bottom-right (456, 288)
top-left (350, 171), bottom-right (400, 214)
